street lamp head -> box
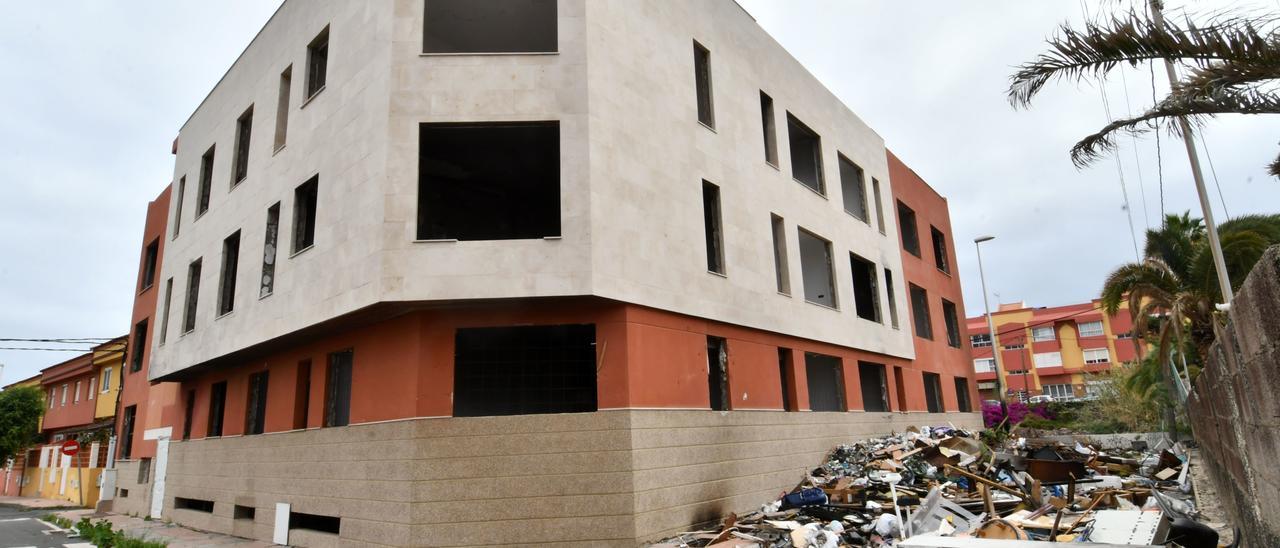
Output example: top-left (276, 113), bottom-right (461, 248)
top-left (974, 235), bottom-right (995, 244)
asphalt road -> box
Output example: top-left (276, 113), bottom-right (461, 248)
top-left (0, 507), bottom-right (85, 548)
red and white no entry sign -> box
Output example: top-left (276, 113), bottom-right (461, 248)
top-left (60, 439), bottom-right (80, 456)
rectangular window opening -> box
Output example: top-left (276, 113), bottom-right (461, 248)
top-left (130, 319), bottom-right (148, 372)
top-left (234, 505), bottom-right (256, 521)
top-left (207, 381), bottom-right (227, 437)
top-left (760, 91), bottom-right (777, 165)
top-left (1078, 320), bottom-right (1104, 338)
top-left (1032, 326), bottom-right (1055, 342)
top-left (159, 279), bottom-right (173, 345)
top-left (942, 299), bottom-right (961, 348)
top-left (244, 371), bottom-right (269, 436)
top-left (261, 203), bottom-right (280, 297)
top-left (182, 259), bottom-right (202, 333)
top-left (923, 372), bottom-right (944, 413)
top-left (693, 41), bottom-right (714, 128)
top-left (306, 26), bottom-right (329, 99)
top-left (218, 231), bottom-right (241, 316)
top-left (798, 228), bottom-right (836, 308)
top-left (884, 268), bottom-right (900, 329)
top-left (849, 253), bottom-right (881, 322)
top-left (140, 239), bottom-right (159, 291)
top-left (702, 181), bottom-right (725, 274)
top-left (417, 122), bottom-right (560, 241)
top-left (1083, 348), bottom-right (1110, 364)
top-left (858, 362), bottom-right (889, 412)
top-left (954, 377), bottom-right (973, 412)
top-left (778, 348), bottom-right (794, 411)
top-left (101, 368), bottom-right (111, 392)
top-left (893, 366), bottom-right (908, 412)
top-left (423, 0), bottom-right (557, 54)
top-left (970, 333), bottom-right (992, 348)
top-left (871, 178), bottom-right (886, 234)
top-left (771, 214), bottom-right (790, 294)
top-left (707, 336), bottom-right (729, 411)
top-left (804, 353), bottom-right (845, 412)
top-left (897, 201), bottom-right (919, 257)
top-left (120, 405), bottom-right (136, 459)
top-left (294, 360), bottom-right (312, 430)
top-left (786, 113), bottom-right (824, 194)
top-left (196, 147), bottom-right (214, 216)
top-left (274, 66), bottom-right (291, 150)
top-left (1033, 351), bottom-right (1063, 368)
top-left (453, 325), bottom-right (597, 417)
top-left (324, 350), bottom-right (353, 427)
top-left (838, 155), bottom-right (868, 222)
top-left (181, 390), bottom-right (195, 441)
top-left (173, 176), bottom-right (185, 238)
top-left (931, 226), bottom-right (950, 273)
top-left (175, 497), bottom-right (215, 514)
top-left (231, 106), bottom-right (253, 186)
top-left (290, 511), bottom-right (340, 535)
top-left (293, 176), bottom-right (318, 252)
top-left (909, 283), bottom-right (933, 340)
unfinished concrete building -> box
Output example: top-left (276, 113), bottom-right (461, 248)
top-left (137, 1), bottom-right (980, 545)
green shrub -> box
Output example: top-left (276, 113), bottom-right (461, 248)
top-left (71, 516), bottom-right (168, 548)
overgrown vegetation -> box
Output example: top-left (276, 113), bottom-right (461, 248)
top-left (41, 514), bottom-right (168, 548)
top-left (0, 385), bottom-right (46, 464)
top-left (981, 358), bottom-right (1173, 434)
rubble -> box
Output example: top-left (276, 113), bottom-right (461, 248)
top-left (649, 426), bottom-right (1234, 548)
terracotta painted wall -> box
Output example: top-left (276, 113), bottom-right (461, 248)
top-left (887, 150), bottom-right (977, 411)
top-left (41, 371), bottom-right (97, 432)
top-left (117, 185), bottom-right (178, 460)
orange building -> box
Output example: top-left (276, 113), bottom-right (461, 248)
top-left (966, 299), bottom-right (1144, 402)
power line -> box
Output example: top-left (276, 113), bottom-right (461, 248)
top-left (1150, 62), bottom-right (1166, 221)
top-left (1198, 134), bottom-right (1231, 219)
top-left (0, 347), bottom-right (98, 352)
top-left (1119, 68), bottom-right (1152, 230)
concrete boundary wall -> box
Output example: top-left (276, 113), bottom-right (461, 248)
top-left (1187, 245), bottom-right (1280, 548)
top-left (161, 409), bottom-right (980, 546)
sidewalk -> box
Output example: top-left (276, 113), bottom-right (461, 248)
top-left (0, 494), bottom-right (82, 510)
top-left (52, 509), bottom-right (275, 548)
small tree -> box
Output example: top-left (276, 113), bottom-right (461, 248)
top-left (0, 385), bottom-right (46, 464)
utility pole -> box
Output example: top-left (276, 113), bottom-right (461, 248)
top-left (1148, 0), bottom-right (1233, 305)
top-left (974, 236), bottom-right (1005, 402)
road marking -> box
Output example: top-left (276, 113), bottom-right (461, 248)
top-left (0, 517), bottom-right (31, 522)
top-left (64, 543), bottom-right (95, 548)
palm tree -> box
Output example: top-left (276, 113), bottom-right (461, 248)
top-left (1007, 5), bottom-right (1280, 176)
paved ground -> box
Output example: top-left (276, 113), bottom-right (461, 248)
top-left (1188, 447), bottom-right (1237, 546)
top-left (52, 510), bottom-right (273, 548)
top-left (0, 507), bottom-right (83, 548)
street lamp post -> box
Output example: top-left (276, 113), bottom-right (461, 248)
top-left (974, 236), bottom-right (1005, 402)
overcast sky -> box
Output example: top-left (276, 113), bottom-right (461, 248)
top-left (1, 1), bottom-right (1277, 384)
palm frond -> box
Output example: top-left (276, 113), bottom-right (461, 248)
top-left (1069, 85), bottom-right (1280, 167)
top-left (1009, 10), bottom-right (1280, 107)
top-left (1270, 149), bottom-right (1280, 177)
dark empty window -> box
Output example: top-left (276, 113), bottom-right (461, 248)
top-left (173, 176), bottom-right (185, 238)
top-left (798, 228), bottom-right (836, 308)
top-left (290, 511), bottom-right (340, 534)
top-left (454, 324), bottom-right (597, 417)
top-left (858, 362), bottom-right (889, 412)
top-left (838, 155), bottom-right (868, 222)
top-left (120, 405), bottom-right (136, 459)
top-left (424, 0), bottom-right (557, 54)
top-left (771, 214), bottom-right (790, 294)
top-left (805, 353), bottom-right (845, 412)
top-left (261, 203), bottom-right (279, 298)
top-left (909, 284), bottom-right (932, 340)
top-left (306, 26), bottom-right (329, 98)
top-left (778, 348), bottom-right (794, 411)
top-left (707, 336), bottom-right (728, 411)
top-left (324, 350), bottom-right (353, 427)
top-left (694, 41), bottom-right (714, 128)
top-left (787, 113), bottom-right (823, 194)
top-left (181, 390), bottom-right (194, 440)
top-left (931, 226), bottom-right (950, 273)
top-left (761, 91), bottom-right (778, 165)
top-left (218, 230), bottom-right (240, 316)
top-left (208, 381), bottom-right (227, 437)
top-left (872, 178), bottom-right (886, 234)
top-left (182, 259), bottom-right (201, 333)
top-left (954, 377), bottom-right (972, 412)
top-left (140, 239), bottom-right (159, 290)
top-left (197, 147), bottom-right (214, 216)
top-left (293, 176), bottom-right (318, 252)
top-left (159, 278), bottom-right (173, 345)
top-left (942, 299), bottom-right (962, 348)
top-left (884, 268), bottom-right (900, 329)
top-left (245, 371), bottom-right (269, 435)
top-left (234, 505), bottom-right (256, 521)
top-left (898, 201), bottom-right (920, 257)
top-left (130, 319), bottom-right (147, 372)
top-left (175, 498), bottom-right (215, 513)
top-left (293, 360), bottom-right (311, 430)
top-left (232, 106), bottom-right (253, 186)
top-left (274, 66), bottom-right (291, 150)
top-left (417, 122), bottom-right (560, 241)
top-left (849, 253), bottom-right (880, 322)
top-left (703, 181), bottom-right (725, 274)
top-left (923, 373), bottom-right (944, 413)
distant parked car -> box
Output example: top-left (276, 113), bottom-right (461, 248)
top-left (1028, 395), bottom-right (1054, 404)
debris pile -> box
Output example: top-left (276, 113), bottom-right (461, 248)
top-left (650, 426), bottom-right (1231, 548)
